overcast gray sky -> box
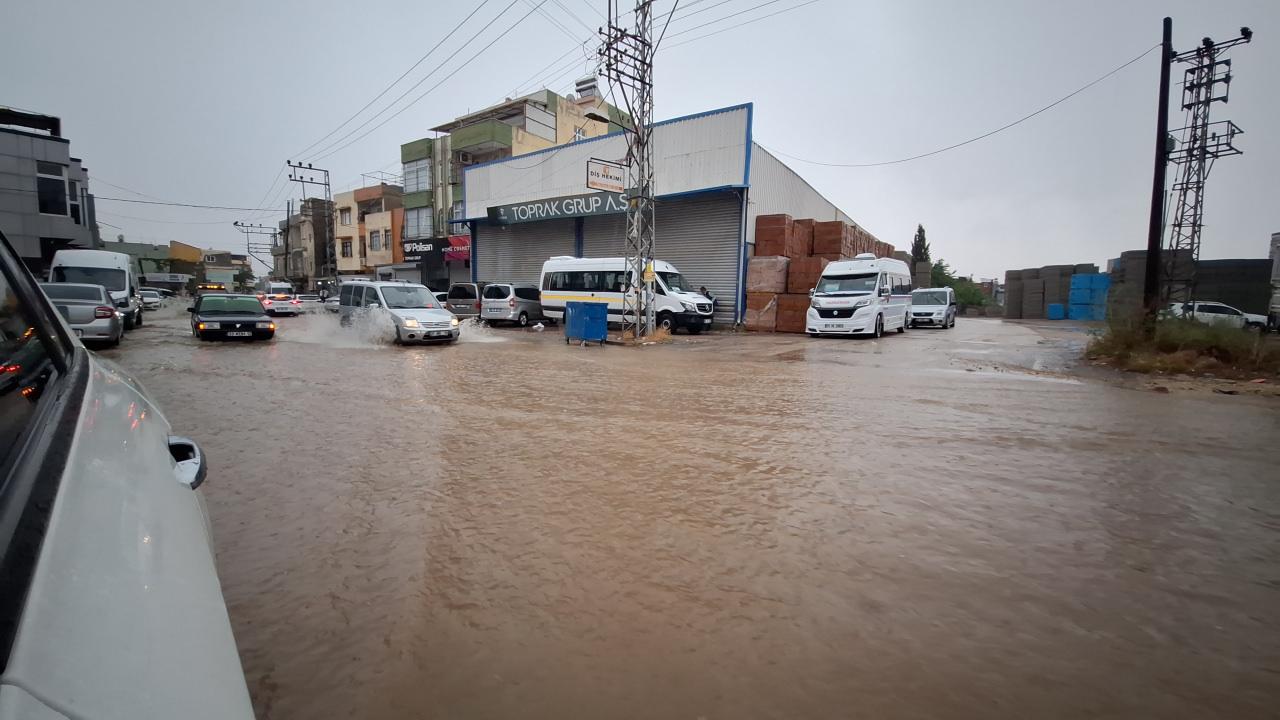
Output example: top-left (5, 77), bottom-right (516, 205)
top-left (3, 0), bottom-right (1276, 278)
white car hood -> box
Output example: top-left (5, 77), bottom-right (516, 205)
top-left (671, 291), bottom-right (711, 305)
top-left (912, 304), bottom-right (946, 312)
top-left (390, 308), bottom-right (454, 323)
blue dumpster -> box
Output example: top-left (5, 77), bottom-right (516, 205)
top-left (564, 301), bottom-right (607, 345)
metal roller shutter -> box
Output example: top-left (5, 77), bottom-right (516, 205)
top-left (474, 218), bottom-right (576, 285)
top-left (652, 191), bottom-right (742, 325)
top-left (582, 213), bottom-right (627, 257)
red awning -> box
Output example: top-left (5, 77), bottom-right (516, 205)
top-left (444, 234), bottom-right (470, 261)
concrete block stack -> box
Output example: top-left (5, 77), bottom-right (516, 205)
top-left (1004, 269), bottom-right (1024, 318)
top-left (1041, 265), bottom-right (1073, 311)
top-left (1068, 273), bottom-right (1111, 321)
top-left (914, 261), bottom-right (932, 289)
top-left (1022, 272), bottom-right (1045, 319)
top-left (748, 214), bottom-right (893, 332)
top-left (1105, 249), bottom-right (1194, 320)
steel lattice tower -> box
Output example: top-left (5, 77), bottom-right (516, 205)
top-left (1163, 28), bottom-right (1252, 304)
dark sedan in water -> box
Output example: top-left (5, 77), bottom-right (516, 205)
top-left (188, 294), bottom-right (275, 341)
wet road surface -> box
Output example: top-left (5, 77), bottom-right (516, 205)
top-left (105, 306), bottom-right (1279, 719)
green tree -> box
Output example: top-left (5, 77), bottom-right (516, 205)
top-left (929, 258), bottom-right (986, 307)
top-left (930, 259), bottom-right (951, 288)
top-left (910, 224), bottom-right (931, 266)
top-left (234, 268), bottom-right (256, 292)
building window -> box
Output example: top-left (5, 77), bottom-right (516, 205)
top-left (403, 159), bottom-right (431, 193)
top-left (574, 126), bottom-right (586, 141)
top-left (36, 161), bottom-right (67, 216)
top-left (405, 207), bottom-right (433, 239)
top-left (203, 254), bottom-right (219, 263)
top-left (339, 208), bottom-right (352, 225)
top-left (341, 240), bottom-right (352, 258)
top-left (369, 230), bottom-right (380, 252)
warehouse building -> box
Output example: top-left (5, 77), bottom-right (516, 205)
top-left (461, 103), bottom-right (867, 325)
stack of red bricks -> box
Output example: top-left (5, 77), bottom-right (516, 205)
top-left (745, 214), bottom-right (894, 332)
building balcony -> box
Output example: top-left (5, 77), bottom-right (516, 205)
top-left (449, 119), bottom-right (513, 154)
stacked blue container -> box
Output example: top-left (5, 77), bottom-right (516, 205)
top-left (1068, 273), bottom-right (1110, 321)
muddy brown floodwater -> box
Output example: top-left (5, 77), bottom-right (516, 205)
top-left (105, 306), bottom-right (1280, 719)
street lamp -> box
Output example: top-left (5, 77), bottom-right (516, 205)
top-left (585, 111), bottom-right (634, 133)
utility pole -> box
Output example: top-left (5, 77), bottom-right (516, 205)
top-left (1143, 17), bottom-right (1173, 329)
top-left (1162, 25), bottom-right (1252, 306)
top-left (287, 161), bottom-right (335, 295)
top-left (232, 221), bottom-right (277, 286)
top-left (601, 0), bottom-right (656, 339)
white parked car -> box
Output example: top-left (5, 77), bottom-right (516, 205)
top-left (1166, 301), bottom-right (1267, 330)
top-left (294, 293), bottom-right (323, 313)
top-left (0, 230), bottom-right (255, 718)
top-left (139, 288), bottom-right (164, 310)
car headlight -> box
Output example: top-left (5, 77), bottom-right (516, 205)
top-left (402, 318), bottom-right (420, 328)
top-left (681, 301), bottom-right (695, 312)
top-left (450, 317), bottom-right (460, 326)
top-left (852, 298), bottom-right (871, 308)
top-left (810, 297), bottom-right (821, 309)
top-left (256, 321), bottom-right (273, 329)
top-left (202, 322), bottom-right (221, 330)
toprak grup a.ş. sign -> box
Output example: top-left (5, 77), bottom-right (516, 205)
top-left (487, 191), bottom-right (627, 225)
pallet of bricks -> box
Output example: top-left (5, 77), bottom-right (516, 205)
top-left (745, 214), bottom-right (893, 333)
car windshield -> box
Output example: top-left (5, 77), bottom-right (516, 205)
top-left (140, 291), bottom-right (159, 298)
top-left (199, 296), bottom-right (265, 314)
top-left (657, 271), bottom-right (690, 293)
top-left (815, 273), bottom-right (878, 295)
top-left (51, 266), bottom-right (126, 292)
top-left (912, 290), bottom-right (949, 305)
top-left (41, 284), bottom-right (103, 301)
top-left (380, 286), bottom-right (438, 309)
top-left (298, 294), bottom-right (320, 301)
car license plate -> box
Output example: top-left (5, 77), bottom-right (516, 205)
top-left (227, 331), bottom-right (251, 337)
top-left (702, 318), bottom-right (711, 324)
top-left (824, 323), bottom-right (844, 329)
top-left (429, 330), bottom-right (450, 337)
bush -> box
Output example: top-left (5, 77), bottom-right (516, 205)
top-left (1088, 311), bottom-right (1280, 375)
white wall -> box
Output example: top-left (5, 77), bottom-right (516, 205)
top-left (464, 105), bottom-right (749, 217)
top-left (745, 144), bottom-right (857, 249)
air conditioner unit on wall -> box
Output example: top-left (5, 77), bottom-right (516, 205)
top-left (457, 151), bottom-right (473, 164)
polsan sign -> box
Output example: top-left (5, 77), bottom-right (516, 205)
top-left (487, 192), bottom-right (627, 225)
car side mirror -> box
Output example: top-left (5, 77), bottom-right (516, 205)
top-left (187, 306), bottom-right (195, 313)
top-left (809, 288), bottom-right (815, 297)
top-left (367, 302), bottom-right (381, 309)
top-left (168, 436), bottom-right (207, 490)
top-left (879, 288), bottom-right (891, 297)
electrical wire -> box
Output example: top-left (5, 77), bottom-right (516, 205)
top-left (662, 0), bottom-right (791, 41)
top-left (310, 0), bottom-right (551, 162)
top-left (761, 43), bottom-right (1161, 168)
top-left (654, 0), bottom-right (681, 49)
top-left (97, 210), bottom-right (243, 225)
top-left (662, 0), bottom-right (820, 49)
top-left (551, 0), bottom-right (597, 34)
top-left (291, 0), bottom-right (496, 160)
top-left (304, 0), bottom-right (532, 162)
top-left (527, 0), bottom-right (584, 44)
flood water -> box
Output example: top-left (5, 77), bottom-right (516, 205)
top-left (108, 306), bottom-right (1280, 719)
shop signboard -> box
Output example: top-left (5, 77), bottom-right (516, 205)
top-left (487, 191), bottom-right (627, 225)
top-left (586, 158), bottom-right (626, 193)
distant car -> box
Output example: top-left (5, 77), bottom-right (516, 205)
top-left (338, 279), bottom-right (459, 343)
top-left (139, 289), bottom-right (164, 311)
top-left (260, 290), bottom-right (300, 317)
top-left (1166, 301), bottom-right (1266, 330)
top-left (481, 282), bottom-right (546, 327)
top-left (325, 295), bottom-right (340, 313)
top-left (141, 286), bottom-right (176, 298)
top-left (188, 293), bottom-right (276, 341)
top-left (2, 230), bottom-right (256, 718)
top-left (909, 287), bottom-right (956, 328)
top-left (434, 291), bottom-right (448, 305)
top-left (39, 282), bottom-right (124, 347)
top-left (294, 293), bottom-right (323, 313)
top-left (445, 282), bottom-right (486, 319)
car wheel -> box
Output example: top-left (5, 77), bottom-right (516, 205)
top-left (124, 314), bottom-right (135, 331)
top-left (873, 315), bottom-right (883, 338)
top-left (134, 310), bottom-right (143, 328)
top-left (657, 312), bottom-right (676, 333)
top-left (949, 315), bottom-right (956, 328)
top-left (109, 330), bottom-right (122, 347)
top-left (897, 317), bottom-right (906, 333)
top-left (518, 311), bottom-right (529, 327)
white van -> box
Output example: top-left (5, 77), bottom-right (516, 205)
top-left (539, 256), bottom-right (714, 333)
top-left (49, 249), bottom-right (143, 330)
top-left (806, 254), bottom-right (913, 338)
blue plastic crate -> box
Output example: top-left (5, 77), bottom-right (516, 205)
top-left (1068, 288), bottom-right (1094, 305)
top-left (1046, 303), bottom-right (1066, 320)
top-left (1068, 304), bottom-right (1095, 321)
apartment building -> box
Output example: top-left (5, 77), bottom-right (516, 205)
top-left (274, 197), bottom-right (334, 289)
top-left (333, 184), bottom-right (403, 276)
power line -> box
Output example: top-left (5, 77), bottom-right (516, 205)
top-left (527, 0), bottom-right (583, 44)
top-left (550, 0), bottom-right (597, 35)
top-left (97, 210), bottom-right (246, 225)
top-left (663, 0), bottom-right (820, 49)
top-left (310, 0), bottom-right (551, 162)
top-left (95, 196), bottom-right (285, 211)
top-left (291, 0), bottom-right (496, 160)
top-left (303, 0), bottom-right (529, 161)
top-left (762, 43), bottom-right (1161, 168)
top-left (663, 0), bottom-right (792, 41)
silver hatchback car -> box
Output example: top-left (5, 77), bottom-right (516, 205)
top-left (40, 282), bottom-right (125, 347)
top-left (481, 283), bottom-right (545, 327)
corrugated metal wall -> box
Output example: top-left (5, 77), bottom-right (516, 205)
top-left (474, 219), bottom-right (575, 284)
top-left (465, 105), bottom-right (749, 215)
top-left (745, 144), bottom-right (862, 248)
